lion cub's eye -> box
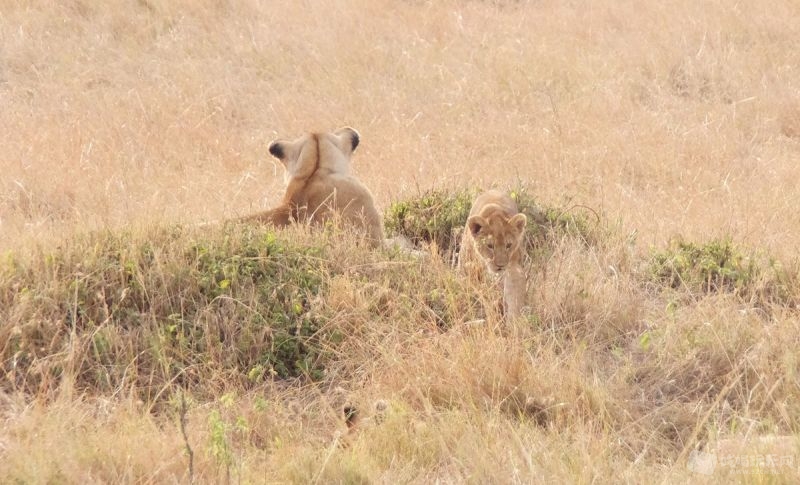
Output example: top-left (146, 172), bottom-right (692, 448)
top-left (506, 242), bottom-right (512, 249)
top-left (486, 242), bottom-right (494, 250)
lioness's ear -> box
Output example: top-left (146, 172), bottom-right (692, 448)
top-left (334, 126), bottom-right (360, 152)
top-left (268, 141), bottom-right (286, 160)
top-left (467, 215), bottom-right (488, 237)
top-left (509, 213), bottom-right (527, 232)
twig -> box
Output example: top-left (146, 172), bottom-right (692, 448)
top-left (179, 391), bottom-right (195, 485)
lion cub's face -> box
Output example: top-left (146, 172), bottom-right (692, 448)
top-left (467, 212), bottom-right (527, 273)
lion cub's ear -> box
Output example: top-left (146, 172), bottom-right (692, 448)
top-left (467, 215), bottom-right (488, 237)
top-left (509, 213), bottom-right (527, 232)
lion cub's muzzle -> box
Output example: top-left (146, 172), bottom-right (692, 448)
top-left (486, 262), bottom-right (507, 275)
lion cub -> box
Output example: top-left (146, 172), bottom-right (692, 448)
top-left (458, 190), bottom-right (528, 321)
top-left (240, 127), bottom-right (383, 247)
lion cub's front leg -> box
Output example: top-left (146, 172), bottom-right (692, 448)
top-left (502, 264), bottom-right (527, 320)
top-left (457, 230), bottom-right (486, 283)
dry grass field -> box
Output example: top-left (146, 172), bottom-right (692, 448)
top-left (1, 0), bottom-right (800, 483)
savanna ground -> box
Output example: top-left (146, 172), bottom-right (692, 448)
top-left (2, 0), bottom-right (800, 483)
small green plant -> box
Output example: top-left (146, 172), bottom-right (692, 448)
top-left (208, 409), bottom-right (230, 467)
top-left (206, 392), bottom-right (253, 482)
top-left (208, 408), bottom-right (235, 482)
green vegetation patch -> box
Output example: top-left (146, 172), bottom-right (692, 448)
top-left (384, 188), bottom-right (475, 254)
top-left (384, 186), bottom-right (603, 261)
top-left (510, 186), bottom-right (603, 256)
top-left (647, 237), bottom-right (798, 305)
top-left (649, 238), bottom-right (754, 292)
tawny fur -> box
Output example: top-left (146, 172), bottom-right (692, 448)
top-left (458, 189), bottom-right (528, 321)
top-left (240, 127), bottom-right (384, 247)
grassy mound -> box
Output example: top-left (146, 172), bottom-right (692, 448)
top-left (1, 225), bottom-right (337, 399)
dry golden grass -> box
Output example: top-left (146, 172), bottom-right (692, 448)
top-left (2, 0), bottom-right (800, 483)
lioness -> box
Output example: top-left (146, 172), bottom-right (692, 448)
top-left (241, 127), bottom-right (384, 247)
top-left (458, 190), bottom-right (528, 321)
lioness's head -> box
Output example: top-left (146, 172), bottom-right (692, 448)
top-left (268, 127), bottom-right (360, 180)
top-left (467, 211), bottom-right (527, 273)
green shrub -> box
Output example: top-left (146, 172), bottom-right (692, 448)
top-left (384, 188), bottom-right (475, 256)
top-left (649, 238), bottom-right (755, 293)
top-left (648, 238), bottom-right (798, 305)
top-left (383, 186), bottom-right (602, 261)
top-left (509, 186), bottom-right (602, 257)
